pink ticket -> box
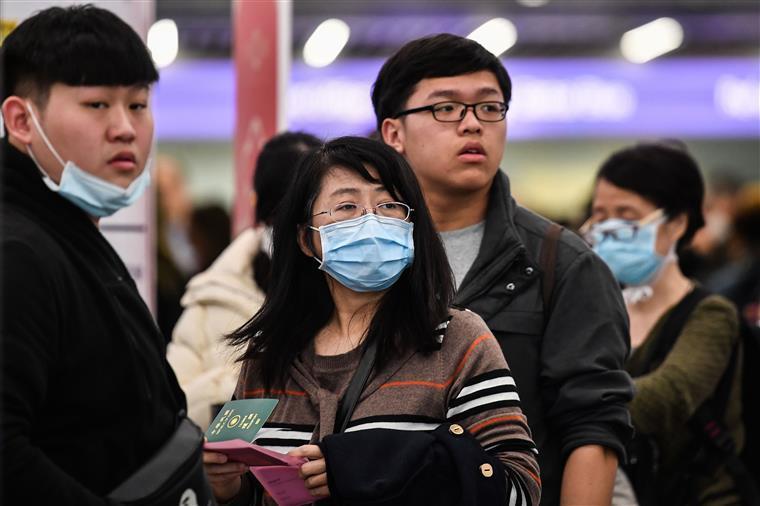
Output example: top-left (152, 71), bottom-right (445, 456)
top-left (251, 465), bottom-right (315, 506)
top-left (203, 439), bottom-right (306, 467)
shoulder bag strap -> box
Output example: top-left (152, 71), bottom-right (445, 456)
top-left (633, 286), bottom-right (711, 376)
top-left (333, 338), bottom-right (378, 434)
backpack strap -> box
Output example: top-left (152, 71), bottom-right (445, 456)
top-left (539, 223), bottom-right (563, 312)
top-left (631, 286), bottom-right (711, 376)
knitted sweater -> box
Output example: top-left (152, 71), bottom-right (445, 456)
top-left (627, 293), bottom-right (742, 505)
top-left (234, 308), bottom-right (541, 505)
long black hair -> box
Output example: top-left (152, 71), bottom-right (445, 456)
top-left (229, 136), bottom-right (454, 389)
top-left (251, 131), bottom-right (321, 293)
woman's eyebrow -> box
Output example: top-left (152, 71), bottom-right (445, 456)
top-left (328, 184), bottom-right (390, 198)
top-left (328, 187), bottom-right (360, 198)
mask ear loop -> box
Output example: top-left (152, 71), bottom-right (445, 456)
top-left (25, 102), bottom-right (66, 169)
top-left (624, 216), bottom-right (675, 305)
top-left (305, 224), bottom-right (325, 266)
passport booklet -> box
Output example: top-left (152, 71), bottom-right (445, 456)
top-left (203, 399), bottom-right (315, 506)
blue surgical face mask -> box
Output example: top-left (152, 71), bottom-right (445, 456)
top-left (310, 213), bottom-right (414, 292)
top-left (25, 102), bottom-right (151, 218)
top-left (591, 217), bottom-right (667, 287)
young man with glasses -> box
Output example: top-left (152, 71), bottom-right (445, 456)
top-left (373, 34), bottom-right (634, 505)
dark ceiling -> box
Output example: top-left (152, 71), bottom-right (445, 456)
top-left (156, 0), bottom-right (760, 60)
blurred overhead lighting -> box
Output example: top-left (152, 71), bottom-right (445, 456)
top-left (147, 19), bottom-right (178, 68)
top-left (621, 17), bottom-right (684, 64)
top-left (516, 0), bottom-right (551, 6)
top-left (467, 18), bottom-right (518, 57)
top-left (303, 18), bottom-right (350, 68)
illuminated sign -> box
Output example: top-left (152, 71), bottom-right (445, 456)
top-left (153, 57), bottom-right (760, 140)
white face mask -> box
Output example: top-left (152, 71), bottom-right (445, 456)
top-left (25, 102), bottom-right (151, 217)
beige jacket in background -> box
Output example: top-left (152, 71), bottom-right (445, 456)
top-left (168, 227), bottom-right (266, 428)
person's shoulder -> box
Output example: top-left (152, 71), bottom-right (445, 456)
top-left (514, 205), bottom-right (589, 256)
top-left (180, 227), bottom-right (264, 308)
top-left (2, 207), bottom-right (64, 263)
top-left (513, 204), bottom-right (595, 281)
top-left (439, 308), bottom-right (508, 372)
top-left (443, 308), bottom-right (495, 349)
top-left (692, 292), bottom-right (739, 327)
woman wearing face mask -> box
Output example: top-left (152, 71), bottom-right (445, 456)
top-left (583, 142), bottom-right (744, 506)
top-left (202, 137), bottom-right (541, 506)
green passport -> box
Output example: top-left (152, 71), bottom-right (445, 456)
top-left (205, 399), bottom-right (278, 443)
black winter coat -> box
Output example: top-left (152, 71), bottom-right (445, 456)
top-left (1, 141), bottom-right (186, 504)
top-left (453, 172), bottom-right (635, 505)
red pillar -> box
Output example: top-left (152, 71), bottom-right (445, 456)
top-left (232, 0), bottom-right (288, 234)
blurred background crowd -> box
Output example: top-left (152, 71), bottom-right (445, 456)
top-left (146, 0), bottom-right (758, 338)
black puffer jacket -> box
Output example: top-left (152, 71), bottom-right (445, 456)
top-left (1, 141), bottom-right (186, 504)
top-left (453, 171), bottom-right (635, 505)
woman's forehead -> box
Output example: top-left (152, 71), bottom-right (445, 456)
top-left (317, 165), bottom-right (389, 199)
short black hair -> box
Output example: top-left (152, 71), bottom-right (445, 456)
top-left (230, 136), bottom-right (454, 389)
top-left (1, 4), bottom-right (158, 103)
top-left (596, 142), bottom-right (706, 253)
top-left (253, 131), bottom-right (322, 225)
top-left (371, 33), bottom-right (512, 131)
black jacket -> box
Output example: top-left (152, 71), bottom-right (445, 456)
top-left (320, 423), bottom-right (510, 506)
top-left (1, 141), bottom-right (186, 504)
top-left (454, 172), bottom-right (634, 505)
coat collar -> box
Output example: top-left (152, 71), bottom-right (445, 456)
top-left (2, 138), bottom-right (96, 231)
top-left (454, 171), bottom-right (526, 305)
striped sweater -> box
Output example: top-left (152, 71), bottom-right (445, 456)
top-left (235, 308), bottom-right (541, 505)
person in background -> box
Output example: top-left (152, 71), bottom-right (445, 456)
top-left (155, 155), bottom-right (195, 338)
top-left (155, 154), bottom-right (197, 275)
top-left (680, 171), bottom-right (743, 281)
top-left (1, 5), bottom-right (187, 503)
top-left (705, 182), bottom-right (760, 486)
top-left (156, 190), bottom-right (189, 340)
top-left (373, 33), bottom-right (633, 505)
top-left (583, 142), bottom-right (744, 505)
top-left (188, 203), bottom-right (232, 273)
top-left (705, 181), bottom-right (760, 327)
top-left (203, 136), bottom-right (541, 505)
top-left (168, 131), bottom-right (321, 428)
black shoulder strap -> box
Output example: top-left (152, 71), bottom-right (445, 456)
top-left (634, 286), bottom-right (711, 376)
top-left (333, 338), bottom-right (378, 434)
top-left (539, 223), bottom-right (563, 312)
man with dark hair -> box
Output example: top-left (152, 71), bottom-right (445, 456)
top-left (1, 6), bottom-right (187, 503)
top-left (373, 33), bottom-right (634, 505)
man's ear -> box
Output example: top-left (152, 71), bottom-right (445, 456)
top-left (381, 117), bottom-right (405, 155)
top-left (1, 96), bottom-right (34, 144)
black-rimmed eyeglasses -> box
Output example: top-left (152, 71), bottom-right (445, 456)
top-left (393, 101), bottom-right (508, 123)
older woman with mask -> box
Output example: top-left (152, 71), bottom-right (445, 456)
top-left (203, 136), bottom-right (541, 506)
top-left (583, 142), bottom-right (745, 506)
